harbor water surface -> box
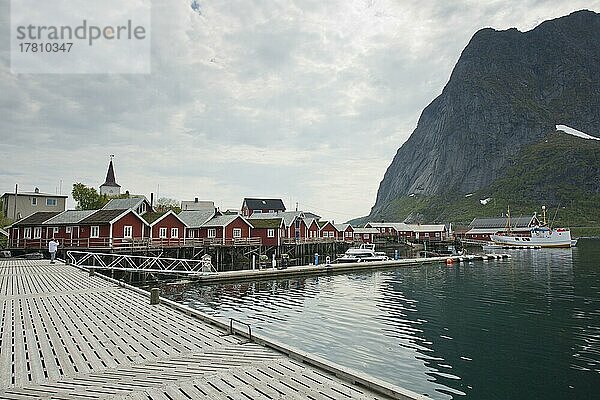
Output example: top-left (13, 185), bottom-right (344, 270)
top-left (158, 239), bottom-right (600, 399)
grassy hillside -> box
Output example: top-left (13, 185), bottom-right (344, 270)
top-left (360, 131), bottom-right (600, 235)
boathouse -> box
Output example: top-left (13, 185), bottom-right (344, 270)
top-left (410, 224), bottom-right (447, 241)
top-left (143, 210), bottom-right (188, 246)
top-left (365, 222), bottom-right (414, 240)
top-left (318, 221), bottom-right (337, 239)
top-left (198, 214), bottom-right (254, 243)
top-left (304, 218), bottom-right (320, 239)
top-left (76, 209), bottom-right (149, 248)
top-left (42, 210), bottom-right (97, 246)
top-left (241, 198), bottom-right (286, 217)
top-left (334, 223), bottom-right (354, 242)
top-left (7, 211), bottom-right (61, 248)
top-left (178, 209), bottom-right (218, 239)
top-left (352, 227), bottom-right (379, 243)
top-left (248, 217), bottom-right (285, 246)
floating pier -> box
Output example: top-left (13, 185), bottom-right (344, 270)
top-left (0, 259), bottom-right (427, 400)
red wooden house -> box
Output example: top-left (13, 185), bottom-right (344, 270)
top-left (143, 210), bottom-right (188, 246)
top-left (303, 218), bottom-right (320, 239)
top-left (199, 214), bottom-right (254, 243)
top-left (334, 224), bottom-right (354, 242)
top-left (178, 210), bottom-right (217, 239)
top-left (76, 209), bottom-right (149, 247)
top-left (249, 218), bottom-right (285, 246)
top-left (318, 221), bottom-right (337, 240)
top-left (352, 228), bottom-right (379, 243)
top-left (7, 211), bottom-right (61, 249)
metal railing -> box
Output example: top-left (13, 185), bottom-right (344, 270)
top-left (67, 251), bottom-right (217, 274)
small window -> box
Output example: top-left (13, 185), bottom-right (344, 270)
top-left (425, 233), bottom-right (430, 237)
top-left (34, 227), bottom-right (42, 239)
top-left (159, 227), bottom-right (167, 238)
top-left (269, 210), bottom-right (274, 213)
top-left (91, 226), bottom-right (100, 238)
top-left (24, 227), bottom-right (32, 239)
top-left (46, 198), bottom-right (57, 206)
top-left (124, 225), bottom-right (133, 238)
top-left (66, 227), bottom-right (72, 233)
top-left (31, 197), bottom-right (37, 206)
top-left (233, 228), bottom-right (242, 238)
top-left (435, 232), bottom-right (440, 237)
top-left (171, 227), bottom-right (179, 238)
top-left (208, 228), bottom-right (216, 238)
top-left (363, 234), bottom-right (369, 239)
top-left (267, 229), bottom-right (275, 238)
top-left (53, 227), bottom-right (59, 234)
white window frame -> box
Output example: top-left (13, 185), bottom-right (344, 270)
top-left (208, 228), bottom-right (216, 238)
top-left (31, 197), bottom-right (37, 206)
top-left (46, 198), bottom-right (57, 206)
top-left (159, 227), bottom-right (167, 238)
top-left (65, 226), bottom-right (72, 233)
top-left (233, 228), bottom-right (242, 238)
top-left (91, 226), bottom-right (100, 238)
top-left (34, 227), bottom-right (42, 239)
top-left (124, 225), bottom-right (133, 238)
top-left (171, 227), bottom-right (179, 238)
top-left (53, 227), bottom-right (59, 234)
top-left (267, 229), bottom-right (275, 238)
top-left (24, 227), bottom-right (32, 239)
top-left (364, 234), bottom-right (369, 239)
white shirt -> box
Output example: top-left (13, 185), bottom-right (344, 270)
top-left (48, 240), bottom-right (59, 253)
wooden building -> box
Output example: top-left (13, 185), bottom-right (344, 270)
top-left (334, 224), bottom-right (354, 242)
top-left (241, 198), bottom-right (286, 217)
top-left (1, 188), bottom-right (67, 220)
top-left (318, 221), bottom-right (337, 239)
top-left (465, 215), bottom-right (540, 241)
top-left (143, 211), bottom-right (188, 246)
top-left (7, 211), bottom-right (61, 248)
top-left (249, 218), bottom-right (285, 246)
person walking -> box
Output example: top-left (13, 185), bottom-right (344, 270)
top-left (48, 238), bottom-right (59, 264)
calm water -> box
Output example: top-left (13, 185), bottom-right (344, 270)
top-left (157, 239), bottom-right (600, 399)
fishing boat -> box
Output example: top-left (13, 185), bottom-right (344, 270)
top-left (489, 206), bottom-right (575, 248)
top-left (335, 244), bottom-right (389, 263)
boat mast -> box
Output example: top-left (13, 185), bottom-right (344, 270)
top-left (505, 206), bottom-right (511, 234)
top-left (542, 205), bottom-right (547, 226)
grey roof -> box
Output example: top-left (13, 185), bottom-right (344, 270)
top-left (204, 214), bottom-right (251, 227)
top-left (12, 212), bottom-right (62, 226)
top-left (80, 209), bottom-right (129, 224)
top-left (102, 197), bottom-right (148, 211)
top-left (334, 223), bottom-right (351, 231)
top-left (243, 198), bottom-right (286, 211)
top-left (178, 210), bottom-right (215, 228)
top-left (408, 224), bottom-right (447, 232)
top-left (304, 218), bottom-right (317, 229)
top-left (250, 211), bottom-right (303, 227)
top-left (353, 228), bottom-right (380, 234)
top-left (43, 210), bottom-right (96, 225)
top-left (469, 216), bottom-right (534, 229)
top-left (2, 191), bottom-right (67, 198)
top-left (466, 227), bottom-right (531, 235)
top-left (366, 222), bottom-right (413, 231)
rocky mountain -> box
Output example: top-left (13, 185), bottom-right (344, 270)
top-left (368, 10), bottom-right (600, 224)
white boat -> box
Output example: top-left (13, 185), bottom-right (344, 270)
top-left (489, 206), bottom-right (575, 248)
top-left (335, 244), bottom-right (389, 263)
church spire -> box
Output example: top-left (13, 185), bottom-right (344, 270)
top-left (100, 156), bottom-right (121, 196)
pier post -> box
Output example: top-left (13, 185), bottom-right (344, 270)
top-left (150, 288), bottom-right (160, 305)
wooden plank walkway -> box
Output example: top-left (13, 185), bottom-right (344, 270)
top-left (0, 259), bottom-right (425, 400)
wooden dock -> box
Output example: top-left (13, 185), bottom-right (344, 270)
top-left (162, 253), bottom-right (511, 284)
top-left (0, 259), bottom-right (426, 400)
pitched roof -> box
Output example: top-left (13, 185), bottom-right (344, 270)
top-left (142, 211), bottom-right (167, 224)
top-left (408, 224), bottom-right (447, 232)
top-left (102, 197), bottom-right (147, 210)
top-left (304, 218), bottom-right (318, 229)
top-left (204, 214), bottom-right (252, 227)
top-left (143, 210), bottom-right (187, 226)
top-left (469, 216), bottom-right (534, 229)
top-left (334, 223), bottom-right (352, 231)
top-left (12, 212), bottom-right (61, 226)
top-left (250, 211), bottom-right (303, 227)
top-left (101, 160), bottom-right (120, 187)
top-left (353, 228), bottom-right (380, 234)
top-left (248, 218), bottom-right (283, 229)
top-left (366, 222), bottom-right (413, 231)
top-left (243, 198), bottom-right (286, 211)
top-left (80, 209), bottom-right (129, 224)
top-left (1, 191), bottom-right (67, 198)
top-left (178, 210), bottom-right (216, 228)
top-left (43, 210), bottom-right (96, 225)
top-left (317, 221), bottom-right (335, 230)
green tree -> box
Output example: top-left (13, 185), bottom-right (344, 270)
top-left (72, 183), bottom-right (109, 210)
top-left (155, 197), bottom-right (181, 213)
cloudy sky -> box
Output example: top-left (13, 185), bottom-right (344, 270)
top-left (1, 0), bottom-right (598, 221)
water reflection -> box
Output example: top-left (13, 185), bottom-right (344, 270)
top-left (153, 239), bottom-right (600, 399)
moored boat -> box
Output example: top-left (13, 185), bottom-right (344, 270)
top-left (335, 244), bottom-right (389, 263)
top-left (489, 206), bottom-right (575, 248)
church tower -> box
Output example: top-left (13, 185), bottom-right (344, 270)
top-left (99, 155), bottom-right (121, 196)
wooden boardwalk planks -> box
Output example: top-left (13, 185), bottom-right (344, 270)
top-left (0, 259), bottom-right (421, 400)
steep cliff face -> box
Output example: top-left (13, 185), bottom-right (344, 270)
top-left (370, 10), bottom-right (600, 218)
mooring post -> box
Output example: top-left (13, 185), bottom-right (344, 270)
top-left (150, 288), bottom-right (160, 305)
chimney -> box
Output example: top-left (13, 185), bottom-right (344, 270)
top-left (150, 192), bottom-right (154, 208)
top-left (34, 187), bottom-right (39, 193)
top-left (195, 197), bottom-right (198, 203)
